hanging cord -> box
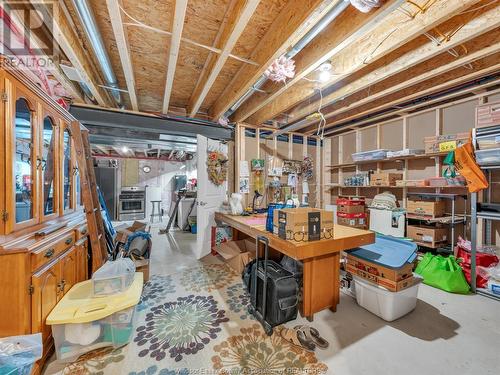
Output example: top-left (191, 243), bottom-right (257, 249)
top-left (118, 5), bottom-right (258, 66)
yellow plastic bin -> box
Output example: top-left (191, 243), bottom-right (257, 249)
top-left (47, 273), bottom-right (143, 361)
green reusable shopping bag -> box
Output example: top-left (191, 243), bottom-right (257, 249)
top-left (415, 254), bottom-right (470, 294)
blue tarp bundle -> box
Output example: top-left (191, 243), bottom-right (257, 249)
top-left (346, 234), bottom-right (417, 269)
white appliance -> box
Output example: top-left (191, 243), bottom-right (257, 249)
top-left (145, 186), bottom-right (162, 221)
top-left (368, 208), bottom-right (405, 237)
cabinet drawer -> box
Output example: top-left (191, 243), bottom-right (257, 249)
top-left (76, 224), bottom-right (88, 240)
top-left (31, 233), bottom-right (76, 272)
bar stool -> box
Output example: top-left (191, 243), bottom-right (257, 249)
top-left (150, 200), bottom-right (162, 223)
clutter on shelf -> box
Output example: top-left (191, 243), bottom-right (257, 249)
top-left (344, 172), bottom-right (370, 187)
top-left (352, 149), bottom-right (388, 162)
top-left (370, 172), bottom-right (403, 187)
top-left (386, 149), bottom-right (425, 158)
top-left (424, 132), bottom-right (469, 154)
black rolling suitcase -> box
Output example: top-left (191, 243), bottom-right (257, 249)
top-left (246, 236), bottom-right (298, 335)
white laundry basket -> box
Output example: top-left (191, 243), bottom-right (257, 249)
top-left (353, 274), bottom-right (422, 322)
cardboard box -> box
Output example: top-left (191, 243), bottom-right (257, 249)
top-left (346, 264), bottom-right (414, 292)
top-left (273, 208), bottom-right (334, 242)
top-left (406, 200), bottom-right (446, 218)
top-left (336, 196), bottom-right (366, 206)
top-left (134, 259), bottom-right (150, 283)
top-left (370, 173), bottom-right (403, 186)
top-left (396, 179), bottom-right (429, 187)
top-left (337, 212), bottom-right (367, 228)
top-left (424, 132), bottom-right (469, 154)
top-left (115, 221), bottom-right (147, 243)
top-left (476, 101), bottom-right (500, 129)
top-left (346, 254), bottom-right (414, 282)
top-left (407, 225), bottom-right (448, 246)
top-left (217, 239), bottom-right (255, 273)
top-left (337, 204), bottom-right (365, 214)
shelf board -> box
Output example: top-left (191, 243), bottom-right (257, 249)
top-left (476, 288), bottom-right (500, 301)
top-left (406, 214), bottom-right (466, 224)
top-left (327, 152), bottom-right (448, 168)
top-left (414, 240), bottom-right (448, 249)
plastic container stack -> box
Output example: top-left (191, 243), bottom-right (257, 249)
top-left (47, 259), bottom-right (142, 361)
top-left (345, 235), bottom-right (421, 321)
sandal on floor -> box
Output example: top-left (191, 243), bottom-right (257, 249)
top-left (280, 327), bottom-right (316, 352)
top-left (294, 325), bottom-right (329, 350)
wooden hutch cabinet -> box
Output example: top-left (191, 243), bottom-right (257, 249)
top-left (0, 65), bottom-right (90, 374)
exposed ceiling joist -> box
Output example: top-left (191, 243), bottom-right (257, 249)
top-left (162, 0), bottom-right (188, 114)
top-left (31, 1), bottom-right (109, 106)
top-left (315, 40), bottom-right (500, 128)
top-left (309, 56), bottom-right (500, 134)
top-left (285, 5), bottom-right (500, 132)
top-left (230, 0), bottom-right (407, 123)
top-left (324, 82), bottom-right (500, 136)
top-left (106, 0), bottom-right (139, 110)
top-left (95, 145), bottom-right (110, 154)
top-left (187, 0), bottom-right (261, 117)
top-left (208, 0), bottom-right (342, 121)
top-left (247, 0), bottom-right (485, 126)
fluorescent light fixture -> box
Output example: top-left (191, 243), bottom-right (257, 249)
top-left (180, 165), bottom-right (186, 170)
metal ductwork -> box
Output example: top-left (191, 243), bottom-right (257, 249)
top-left (224, 0), bottom-right (350, 118)
top-left (71, 0), bottom-right (123, 108)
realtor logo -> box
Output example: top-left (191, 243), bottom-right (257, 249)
top-left (1, 1), bottom-right (56, 68)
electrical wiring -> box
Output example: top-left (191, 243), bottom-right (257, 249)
top-left (118, 5), bottom-right (258, 67)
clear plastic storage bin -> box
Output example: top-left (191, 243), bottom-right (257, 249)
top-left (47, 273), bottom-right (143, 361)
top-left (51, 306), bottom-right (137, 361)
top-left (92, 258), bottom-right (136, 297)
top-left (353, 274), bottom-right (422, 322)
top-left (352, 149), bottom-right (388, 162)
top-left (475, 148), bottom-right (500, 166)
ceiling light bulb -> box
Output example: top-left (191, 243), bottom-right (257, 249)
top-left (319, 70), bottom-right (331, 82)
top-left (121, 146), bottom-right (128, 153)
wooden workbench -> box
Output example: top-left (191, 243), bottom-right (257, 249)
top-left (214, 212), bottom-right (375, 320)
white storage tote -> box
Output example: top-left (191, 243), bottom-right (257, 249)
top-left (47, 273), bottom-right (143, 361)
top-left (353, 274), bottom-right (422, 322)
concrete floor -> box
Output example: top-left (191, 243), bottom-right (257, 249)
top-left (149, 225), bottom-right (500, 375)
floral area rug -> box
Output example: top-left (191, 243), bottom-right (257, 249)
top-left (53, 263), bottom-right (327, 375)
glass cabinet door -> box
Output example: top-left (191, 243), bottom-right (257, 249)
top-left (62, 128), bottom-right (73, 211)
top-left (41, 116), bottom-right (57, 217)
top-left (14, 98), bottom-right (35, 224)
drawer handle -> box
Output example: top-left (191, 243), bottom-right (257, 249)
top-left (44, 249), bottom-right (55, 258)
top-left (65, 238), bottom-right (73, 245)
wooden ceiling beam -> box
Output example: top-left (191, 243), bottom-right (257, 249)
top-left (31, 2), bottom-right (110, 107)
top-left (187, 0), bottom-right (261, 117)
top-left (162, 0), bottom-right (188, 114)
top-left (106, 0), bottom-right (139, 111)
top-left (95, 145), bottom-right (110, 155)
top-left (245, 0), bottom-right (484, 126)
top-left (230, 0), bottom-right (407, 123)
top-left (307, 54), bottom-right (500, 134)
top-left (287, 4), bottom-right (500, 131)
top-left (208, 0), bottom-right (343, 121)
